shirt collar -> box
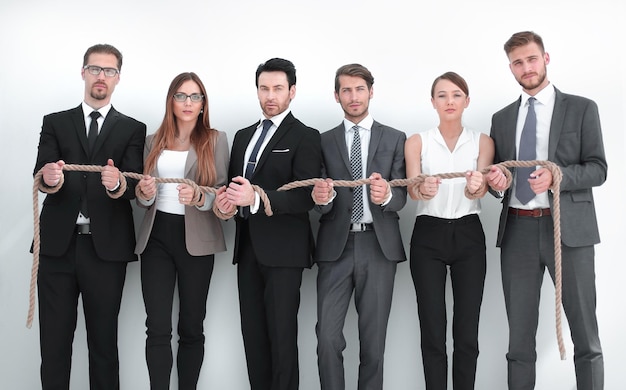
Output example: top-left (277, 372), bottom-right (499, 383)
top-left (343, 114), bottom-right (373, 133)
top-left (259, 108), bottom-right (290, 129)
top-left (82, 101), bottom-right (112, 120)
top-left (522, 82), bottom-right (555, 107)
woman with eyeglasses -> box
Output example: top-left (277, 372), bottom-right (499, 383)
top-left (404, 72), bottom-right (494, 390)
top-left (134, 72), bottom-right (229, 389)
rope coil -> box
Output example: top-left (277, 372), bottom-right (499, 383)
top-left (28, 160), bottom-right (566, 360)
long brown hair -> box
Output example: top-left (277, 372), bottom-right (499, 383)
top-left (144, 72), bottom-right (218, 186)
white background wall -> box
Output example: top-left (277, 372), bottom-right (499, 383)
top-left (0, 1), bottom-right (624, 389)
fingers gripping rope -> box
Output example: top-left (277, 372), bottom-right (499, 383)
top-left (28, 160), bottom-right (566, 360)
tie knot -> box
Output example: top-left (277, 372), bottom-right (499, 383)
top-left (262, 119), bottom-right (273, 131)
top-left (352, 125), bottom-right (359, 133)
top-left (528, 97), bottom-right (536, 107)
top-left (90, 111), bottom-right (101, 120)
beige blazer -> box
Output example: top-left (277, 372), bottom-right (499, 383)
top-left (135, 131), bottom-right (229, 256)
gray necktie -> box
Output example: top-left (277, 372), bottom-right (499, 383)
top-left (515, 97), bottom-right (536, 205)
top-left (350, 126), bottom-right (364, 223)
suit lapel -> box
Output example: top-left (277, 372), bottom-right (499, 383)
top-left (548, 88), bottom-right (566, 161)
top-left (367, 122), bottom-right (383, 174)
top-left (92, 106), bottom-right (120, 156)
top-left (72, 105), bottom-right (90, 157)
top-left (252, 113), bottom-right (292, 177)
top-left (185, 145), bottom-right (198, 179)
top-left (331, 123), bottom-right (351, 174)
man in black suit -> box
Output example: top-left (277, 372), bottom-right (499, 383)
top-left (216, 58), bottom-right (322, 390)
top-left (311, 63), bottom-right (406, 390)
top-left (34, 44), bottom-right (146, 389)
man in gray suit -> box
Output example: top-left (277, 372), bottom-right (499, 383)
top-left (312, 63), bottom-right (406, 390)
top-left (486, 31), bottom-right (606, 390)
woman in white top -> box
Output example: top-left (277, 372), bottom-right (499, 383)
top-left (404, 72), bottom-right (494, 390)
top-left (134, 72), bottom-right (229, 389)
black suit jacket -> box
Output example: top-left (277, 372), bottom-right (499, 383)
top-left (229, 112), bottom-right (322, 268)
top-left (34, 105), bottom-right (146, 262)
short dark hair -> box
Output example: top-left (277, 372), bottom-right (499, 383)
top-left (430, 71), bottom-right (469, 98)
top-left (334, 63), bottom-right (374, 93)
top-left (504, 31), bottom-right (545, 56)
top-left (83, 44), bottom-right (123, 71)
top-left (255, 58), bottom-right (296, 88)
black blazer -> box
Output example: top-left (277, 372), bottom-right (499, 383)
top-left (34, 105), bottom-right (146, 262)
top-left (228, 112), bottom-right (322, 268)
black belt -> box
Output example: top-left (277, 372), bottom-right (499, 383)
top-left (76, 224), bottom-right (91, 235)
top-left (349, 223), bottom-right (373, 232)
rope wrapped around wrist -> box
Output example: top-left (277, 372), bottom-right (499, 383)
top-left (106, 173), bottom-right (126, 199)
top-left (212, 202), bottom-right (237, 220)
top-left (464, 182), bottom-right (486, 200)
top-left (413, 182), bottom-right (434, 201)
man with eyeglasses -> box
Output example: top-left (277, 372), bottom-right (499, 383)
top-left (33, 43), bottom-right (146, 389)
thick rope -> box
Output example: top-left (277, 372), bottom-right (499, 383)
top-left (28, 160), bottom-right (566, 360)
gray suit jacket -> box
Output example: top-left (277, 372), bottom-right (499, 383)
top-left (314, 121), bottom-right (407, 262)
top-left (135, 131), bottom-right (229, 256)
top-left (490, 87), bottom-right (607, 248)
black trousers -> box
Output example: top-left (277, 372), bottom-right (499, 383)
top-left (38, 231), bottom-right (127, 390)
top-left (141, 211), bottom-right (215, 390)
top-left (410, 214), bottom-right (486, 390)
top-left (237, 221), bottom-right (303, 390)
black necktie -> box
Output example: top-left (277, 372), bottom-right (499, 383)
top-left (81, 111), bottom-right (101, 218)
top-left (242, 119), bottom-right (272, 218)
top-left (516, 97), bottom-right (537, 204)
top-left (350, 126), bottom-right (364, 223)
top-left (88, 111), bottom-right (101, 154)
top-left (245, 119), bottom-right (272, 179)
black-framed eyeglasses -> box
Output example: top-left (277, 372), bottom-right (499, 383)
top-left (173, 93), bottom-right (204, 102)
top-left (83, 65), bottom-right (119, 77)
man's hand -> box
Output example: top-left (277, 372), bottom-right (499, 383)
top-left (42, 160), bottom-right (65, 187)
top-left (369, 172), bottom-right (390, 205)
top-left (101, 159), bottom-right (120, 191)
top-left (226, 176), bottom-right (256, 207)
top-left (312, 178), bottom-right (334, 205)
top-left (529, 167), bottom-right (553, 194)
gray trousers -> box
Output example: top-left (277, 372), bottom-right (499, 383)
top-left (316, 230), bottom-right (397, 390)
top-left (501, 214), bottom-right (603, 390)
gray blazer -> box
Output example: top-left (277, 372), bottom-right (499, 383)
top-left (313, 121), bottom-right (407, 262)
top-left (135, 131), bottom-right (229, 256)
top-left (490, 87), bottom-right (607, 248)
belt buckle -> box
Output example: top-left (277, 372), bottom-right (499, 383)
top-left (531, 208), bottom-right (545, 217)
top-left (77, 224), bottom-right (91, 235)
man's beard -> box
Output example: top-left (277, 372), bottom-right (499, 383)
top-left (518, 70), bottom-right (547, 91)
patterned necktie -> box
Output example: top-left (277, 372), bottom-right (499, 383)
top-left (242, 119), bottom-right (272, 218)
top-left (515, 97), bottom-right (537, 204)
top-left (88, 111), bottom-right (101, 155)
top-left (350, 126), bottom-right (364, 223)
